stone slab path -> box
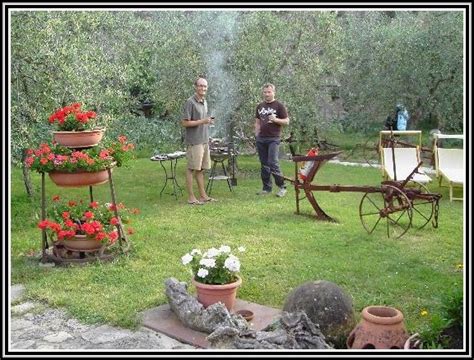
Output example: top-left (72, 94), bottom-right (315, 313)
top-left (9, 284), bottom-right (195, 351)
top-left (142, 299), bottom-right (282, 348)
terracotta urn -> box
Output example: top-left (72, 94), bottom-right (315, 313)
top-left (61, 234), bottom-right (104, 252)
top-left (346, 306), bottom-right (409, 349)
top-left (49, 169), bottom-right (110, 187)
top-left (192, 276), bottom-right (242, 311)
top-left (53, 129), bottom-right (104, 148)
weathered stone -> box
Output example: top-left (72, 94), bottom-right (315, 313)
top-left (164, 277), bottom-right (248, 333)
top-left (283, 280), bottom-right (355, 346)
top-left (165, 277), bottom-right (331, 349)
top-left (207, 311), bottom-right (331, 349)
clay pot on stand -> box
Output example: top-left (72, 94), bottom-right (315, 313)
top-left (192, 276), bottom-right (242, 311)
top-left (49, 169), bottom-right (110, 187)
top-left (346, 306), bottom-right (409, 349)
top-left (61, 234), bottom-right (104, 251)
top-left (53, 129), bottom-right (105, 148)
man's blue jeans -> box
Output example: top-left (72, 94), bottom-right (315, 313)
top-left (256, 136), bottom-right (285, 191)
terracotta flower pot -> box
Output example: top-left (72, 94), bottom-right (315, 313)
top-left (347, 306), bottom-right (409, 349)
top-left (49, 169), bottom-right (110, 187)
top-left (192, 276), bottom-right (242, 311)
top-left (53, 129), bottom-right (104, 148)
top-left (61, 234), bottom-right (104, 251)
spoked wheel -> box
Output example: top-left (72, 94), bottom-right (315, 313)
top-left (405, 181), bottom-right (435, 229)
top-left (362, 136), bottom-right (380, 168)
top-left (359, 185), bottom-right (413, 238)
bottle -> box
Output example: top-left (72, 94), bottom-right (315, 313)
top-left (299, 147), bottom-right (319, 181)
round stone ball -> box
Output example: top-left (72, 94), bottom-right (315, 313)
top-left (283, 280), bottom-right (355, 346)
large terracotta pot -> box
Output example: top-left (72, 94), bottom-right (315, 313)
top-left (61, 234), bottom-right (104, 251)
top-left (192, 276), bottom-right (242, 311)
top-left (346, 306), bottom-right (409, 349)
top-left (53, 129), bottom-right (104, 148)
top-left (49, 169), bottom-right (110, 187)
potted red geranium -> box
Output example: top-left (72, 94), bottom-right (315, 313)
top-left (38, 195), bottom-right (139, 251)
top-left (48, 102), bottom-right (104, 147)
top-left (25, 135), bottom-right (135, 187)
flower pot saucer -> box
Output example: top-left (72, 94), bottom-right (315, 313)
top-left (235, 309), bottom-right (254, 322)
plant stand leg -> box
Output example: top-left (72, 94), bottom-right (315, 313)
top-left (41, 172), bottom-right (49, 262)
top-left (107, 168), bottom-right (129, 252)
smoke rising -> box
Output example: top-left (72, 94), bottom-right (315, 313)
top-left (203, 12), bottom-right (239, 140)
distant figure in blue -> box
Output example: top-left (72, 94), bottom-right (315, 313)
top-left (395, 103), bottom-right (410, 131)
top-left (384, 103), bottom-right (410, 131)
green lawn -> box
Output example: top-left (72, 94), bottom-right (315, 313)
top-left (10, 155), bottom-right (464, 338)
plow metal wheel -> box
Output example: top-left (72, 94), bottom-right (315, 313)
top-left (405, 181), bottom-right (435, 229)
top-left (359, 184), bottom-right (413, 239)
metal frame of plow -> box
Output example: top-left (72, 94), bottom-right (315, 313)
top-left (284, 152), bottom-right (441, 239)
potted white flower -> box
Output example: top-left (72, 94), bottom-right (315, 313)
top-left (181, 245), bottom-right (245, 310)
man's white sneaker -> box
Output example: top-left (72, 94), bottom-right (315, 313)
top-left (276, 187), bottom-right (287, 197)
top-left (256, 190), bottom-right (272, 195)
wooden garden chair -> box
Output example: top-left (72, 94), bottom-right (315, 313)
top-left (433, 134), bottom-right (464, 201)
top-left (381, 147), bottom-right (432, 184)
top-left (379, 130), bottom-right (432, 184)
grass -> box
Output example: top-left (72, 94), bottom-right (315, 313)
top-left (10, 155), bottom-right (464, 336)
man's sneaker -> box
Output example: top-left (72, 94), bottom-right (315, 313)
top-left (256, 190), bottom-right (272, 195)
top-left (276, 187), bottom-right (287, 197)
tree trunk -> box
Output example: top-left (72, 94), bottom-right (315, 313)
top-left (21, 148), bottom-right (34, 197)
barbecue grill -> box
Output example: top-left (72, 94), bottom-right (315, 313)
top-left (207, 138), bottom-right (238, 194)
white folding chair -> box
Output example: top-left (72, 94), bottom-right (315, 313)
top-left (381, 147), bottom-right (432, 183)
top-left (433, 134), bottom-right (464, 201)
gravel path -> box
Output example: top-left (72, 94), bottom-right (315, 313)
top-left (10, 284), bottom-right (194, 351)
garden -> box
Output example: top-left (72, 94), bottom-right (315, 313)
top-left (11, 151), bottom-right (464, 348)
top-left (8, 8), bottom-right (466, 350)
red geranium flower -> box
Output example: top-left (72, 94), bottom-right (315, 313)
top-left (38, 196), bottom-right (138, 245)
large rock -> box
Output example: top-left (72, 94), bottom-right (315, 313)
top-left (283, 280), bottom-right (355, 346)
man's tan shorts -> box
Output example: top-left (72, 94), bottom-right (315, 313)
top-left (186, 143), bottom-right (211, 170)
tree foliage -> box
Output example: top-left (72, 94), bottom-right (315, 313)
top-left (337, 11), bottom-right (463, 133)
top-left (10, 10), bottom-right (464, 164)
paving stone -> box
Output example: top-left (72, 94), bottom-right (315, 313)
top-left (11, 302), bottom-right (38, 315)
top-left (38, 262), bottom-right (55, 268)
top-left (80, 325), bottom-right (132, 344)
top-left (11, 284), bottom-right (26, 302)
top-left (11, 340), bottom-right (35, 349)
top-left (36, 343), bottom-right (63, 349)
top-left (10, 319), bottom-right (34, 331)
top-left (65, 318), bottom-right (91, 333)
top-left (43, 331), bottom-right (74, 343)
top-left (9, 284), bottom-right (196, 350)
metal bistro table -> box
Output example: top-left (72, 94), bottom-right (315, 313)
top-left (150, 151), bottom-right (186, 199)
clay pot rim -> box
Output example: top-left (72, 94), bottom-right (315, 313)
top-left (52, 128), bottom-right (105, 134)
top-left (192, 275), bottom-right (242, 290)
top-left (362, 306), bottom-right (404, 325)
top-left (48, 164), bottom-right (116, 175)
